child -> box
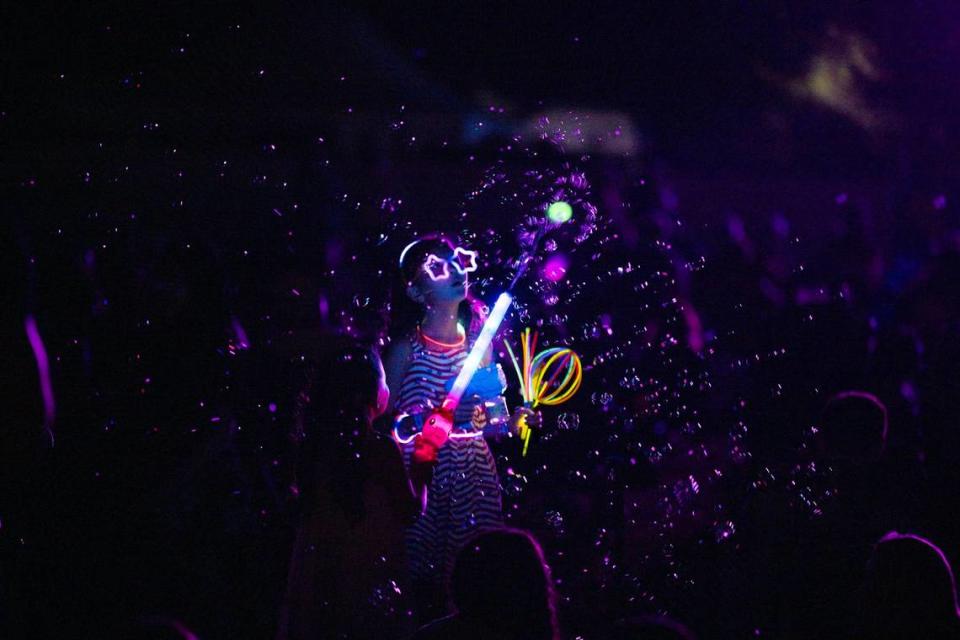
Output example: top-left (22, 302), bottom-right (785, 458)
top-left (383, 235), bottom-right (538, 619)
top-left (277, 344), bottom-right (418, 640)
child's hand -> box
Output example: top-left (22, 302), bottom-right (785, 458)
top-left (508, 406), bottom-right (542, 436)
top-left (413, 424), bottom-right (446, 463)
top-left (470, 405), bottom-right (489, 431)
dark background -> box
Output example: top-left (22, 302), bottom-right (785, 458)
top-left (4, 1), bottom-right (960, 638)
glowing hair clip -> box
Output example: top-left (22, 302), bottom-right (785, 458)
top-left (423, 254), bottom-right (451, 281)
top-left (452, 246), bottom-right (479, 275)
top-left (398, 239), bottom-right (421, 268)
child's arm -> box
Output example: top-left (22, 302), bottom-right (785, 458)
top-left (458, 363), bottom-right (541, 438)
top-left (480, 339), bottom-right (493, 367)
top-left (382, 337), bottom-right (424, 444)
top-left (382, 338), bottom-right (413, 416)
top-left (381, 338), bottom-right (437, 491)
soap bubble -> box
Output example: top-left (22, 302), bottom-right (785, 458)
top-left (557, 412), bottom-right (580, 431)
top-left (368, 578), bottom-right (404, 616)
top-left (545, 509), bottom-right (566, 535)
top-left (503, 471), bottom-right (529, 498)
top-left (714, 520), bottom-right (736, 543)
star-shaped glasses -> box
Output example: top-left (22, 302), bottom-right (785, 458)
top-left (423, 246), bottom-right (479, 281)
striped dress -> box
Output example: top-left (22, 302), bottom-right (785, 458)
top-left (394, 329), bottom-right (505, 590)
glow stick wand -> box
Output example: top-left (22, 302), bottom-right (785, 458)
top-left (422, 292), bottom-right (514, 436)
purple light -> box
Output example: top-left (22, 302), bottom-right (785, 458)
top-left (24, 315), bottom-right (55, 446)
top-left (170, 620), bottom-right (200, 640)
top-left (318, 294), bottom-right (330, 322)
top-left (542, 254), bottom-right (569, 282)
top-left (139, 617), bottom-right (200, 640)
top-left (230, 316), bottom-right (250, 349)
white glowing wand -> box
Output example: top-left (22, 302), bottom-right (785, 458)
top-left (419, 292), bottom-right (514, 441)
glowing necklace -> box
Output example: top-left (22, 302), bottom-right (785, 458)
top-left (418, 323), bottom-right (466, 349)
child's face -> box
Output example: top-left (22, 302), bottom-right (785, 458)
top-left (410, 245), bottom-right (474, 304)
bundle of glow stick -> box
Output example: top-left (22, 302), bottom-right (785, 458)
top-left (504, 328), bottom-right (583, 455)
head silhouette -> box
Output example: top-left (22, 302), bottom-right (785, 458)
top-left (819, 391), bottom-right (888, 461)
top-left (450, 528), bottom-right (559, 640)
top-left (298, 343), bottom-right (387, 433)
top-left (858, 532), bottom-right (960, 639)
top-left (295, 343), bottom-right (388, 524)
top-left (607, 615), bottom-right (698, 640)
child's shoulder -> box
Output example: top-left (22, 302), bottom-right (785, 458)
top-left (382, 336), bottom-right (416, 386)
top-left (384, 334), bottom-right (415, 359)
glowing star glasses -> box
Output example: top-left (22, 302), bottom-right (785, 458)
top-left (423, 246), bottom-right (479, 281)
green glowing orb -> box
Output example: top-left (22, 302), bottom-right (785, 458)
top-left (547, 201), bottom-right (573, 224)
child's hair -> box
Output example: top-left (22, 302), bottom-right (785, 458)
top-left (294, 342), bottom-right (383, 524)
top-left (389, 234), bottom-right (486, 342)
